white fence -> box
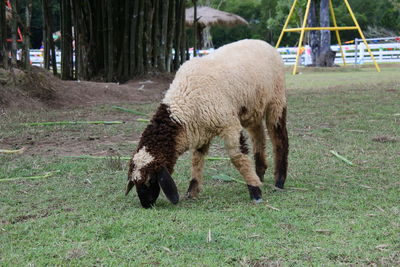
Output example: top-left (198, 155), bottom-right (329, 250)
top-left (29, 41), bottom-right (400, 68)
top-left (277, 42), bottom-right (400, 66)
top-left (30, 49), bottom-right (62, 67)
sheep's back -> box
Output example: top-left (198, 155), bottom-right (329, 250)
top-left (163, 39), bottom-right (285, 132)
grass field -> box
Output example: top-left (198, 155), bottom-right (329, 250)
top-left (1, 66), bottom-right (399, 266)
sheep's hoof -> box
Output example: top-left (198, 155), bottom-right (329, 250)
top-left (247, 185), bottom-right (262, 202)
top-left (185, 191), bottom-right (198, 200)
top-left (186, 179), bottom-right (200, 199)
top-left (275, 179), bottom-right (285, 189)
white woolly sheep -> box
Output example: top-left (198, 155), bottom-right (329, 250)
top-left (125, 39), bottom-right (288, 208)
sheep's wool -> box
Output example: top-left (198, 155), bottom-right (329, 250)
top-left (163, 39), bottom-right (286, 148)
top-left (132, 146), bottom-right (154, 181)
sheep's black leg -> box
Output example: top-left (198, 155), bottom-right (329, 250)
top-left (186, 143), bottom-right (210, 199)
top-left (267, 108), bottom-right (289, 189)
top-left (239, 131), bottom-right (249, 155)
top-left (248, 124), bottom-right (267, 182)
top-left (223, 126), bottom-right (263, 203)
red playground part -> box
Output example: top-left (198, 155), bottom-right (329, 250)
top-left (5, 0), bottom-right (23, 43)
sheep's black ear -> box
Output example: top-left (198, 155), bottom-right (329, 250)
top-left (156, 167), bottom-right (179, 204)
top-left (125, 180), bottom-right (135, 196)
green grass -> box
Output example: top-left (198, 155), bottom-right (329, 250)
top-left (1, 66), bottom-right (399, 266)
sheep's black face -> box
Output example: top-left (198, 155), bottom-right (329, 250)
top-left (136, 174), bottom-right (161, 209)
top-left (134, 168), bottom-right (179, 208)
top-left (125, 147), bottom-right (180, 208)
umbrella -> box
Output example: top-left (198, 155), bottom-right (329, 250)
top-left (185, 6), bottom-right (248, 28)
top-left (186, 6), bottom-right (248, 50)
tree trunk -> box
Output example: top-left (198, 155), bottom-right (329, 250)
top-left (10, 0), bottom-right (17, 67)
top-left (99, 0), bottom-right (107, 79)
top-left (193, 0), bottom-right (197, 57)
top-left (0, 0), bottom-right (8, 68)
top-left (308, 0), bottom-right (320, 66)
top-left (61, 0), bottom-right (73, 80)
top-left (179, 0), bottom-right (186, 66)
top-left (56, 0), bottom-right (187, 82)
top-left (47, 1), bottom-right (57, 75)
top-left (107, 0), bottom-right (114, 81)
top-left (166, 0), bottom-right (175, 72)
top-left (136, 0), bottom-right (145, 75)
top-left (158, 0), bottom-right (169, 72)
top-left (202, 26), bottom-right (213, 49)
top-left (70, 0), bottom-right (78, 79)
top-left (42, 0), bottom-right (57, 75)
top-left (144, 0), bottom-right (154, 72)
top-left (129, 0), bottom-right (139, 76)
top-left (316, 0), bottom-right (336, 67)
top-left (120, 0), bottom-right (131, 80)
top-left (23, 0), bottom-right (32, 70)
top-left (41, 0), bottom-right (49, 69)
top-left (152, 0), bottom-right (160, 69)
top-left (173, 0), bottom-right (181, 70)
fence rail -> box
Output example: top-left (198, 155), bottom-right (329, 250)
top-left (29, 41), bottom-right (400, 68)
top-left (277, 42), bottom-right (400, 66)
top-left (30, 50), bottom-right (62, 67)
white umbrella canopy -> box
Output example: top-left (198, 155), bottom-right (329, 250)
top-left (185, 6), bottom-right (248, 28)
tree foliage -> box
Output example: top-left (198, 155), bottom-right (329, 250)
top-left (199, 0), bottom-right (400, 47)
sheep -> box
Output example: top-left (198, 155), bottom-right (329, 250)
top-left (125, 39), bottom-right (288, 208)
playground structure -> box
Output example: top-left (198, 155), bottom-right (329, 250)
top-left (276, 0), bottom-right (381, 74)
top-left (5, 0), bottom-right (23, 43)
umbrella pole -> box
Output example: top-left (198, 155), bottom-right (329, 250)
top-left (193, 0), bottom-right (197, 57)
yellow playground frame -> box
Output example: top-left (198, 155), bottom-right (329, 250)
top-left (276, 0), bottom-right (381, 75)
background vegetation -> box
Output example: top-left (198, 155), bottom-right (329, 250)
top-left (9, 0), bottom-right (400, 50)
top-left (204, 0), bottom-right (400, 47)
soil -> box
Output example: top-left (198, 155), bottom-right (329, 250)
top-left (51, 74), bottom-right (173, 108)
top-left (0, 68), bottom-right (174, 157)
top-left (0, 67), bottom-right (173, 109)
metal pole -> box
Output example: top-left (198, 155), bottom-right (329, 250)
top-left (354, 38), bottom-right (358, 66)
top-left (276, 0), bottom-right (299, 49)
top-left (343, 0), bottom-right (380, 72)
top-left (329, 0), bottom-right (346, 65)
top-left (293, 0), bottom-right (312, 75)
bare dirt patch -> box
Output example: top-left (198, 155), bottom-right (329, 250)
top-left (1, 67), bottom-right (173, 110)
top-left (1, 69), bottom-right (173, 157)
top-left (49, 74), bottom-right (172, 108)
top-left (372, 135), bottom-right (397, 143)
top-left (1, 122), bottom-right (141, 157)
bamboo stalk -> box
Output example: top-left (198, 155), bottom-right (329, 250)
top-left (205, 157), bottom-right (230, 161)
top-left (136, 118), bottom-right (150, 123)
top-left (330, 150), bottom-right (356, 166)
top-left (0, 148), bottom-right (26, 154)
top-left (112, 106), bottom-right (148, 116)
top-left (65, 155), bottom-right (131, 160)
top-left (0, 171), bottom-right (60, 182)
top-left (265, 204), bottom-right (280, 211)
top-left (22, 121), bottom-right (124, 126)
top-left (64, 155), bottom-right (230, 161)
